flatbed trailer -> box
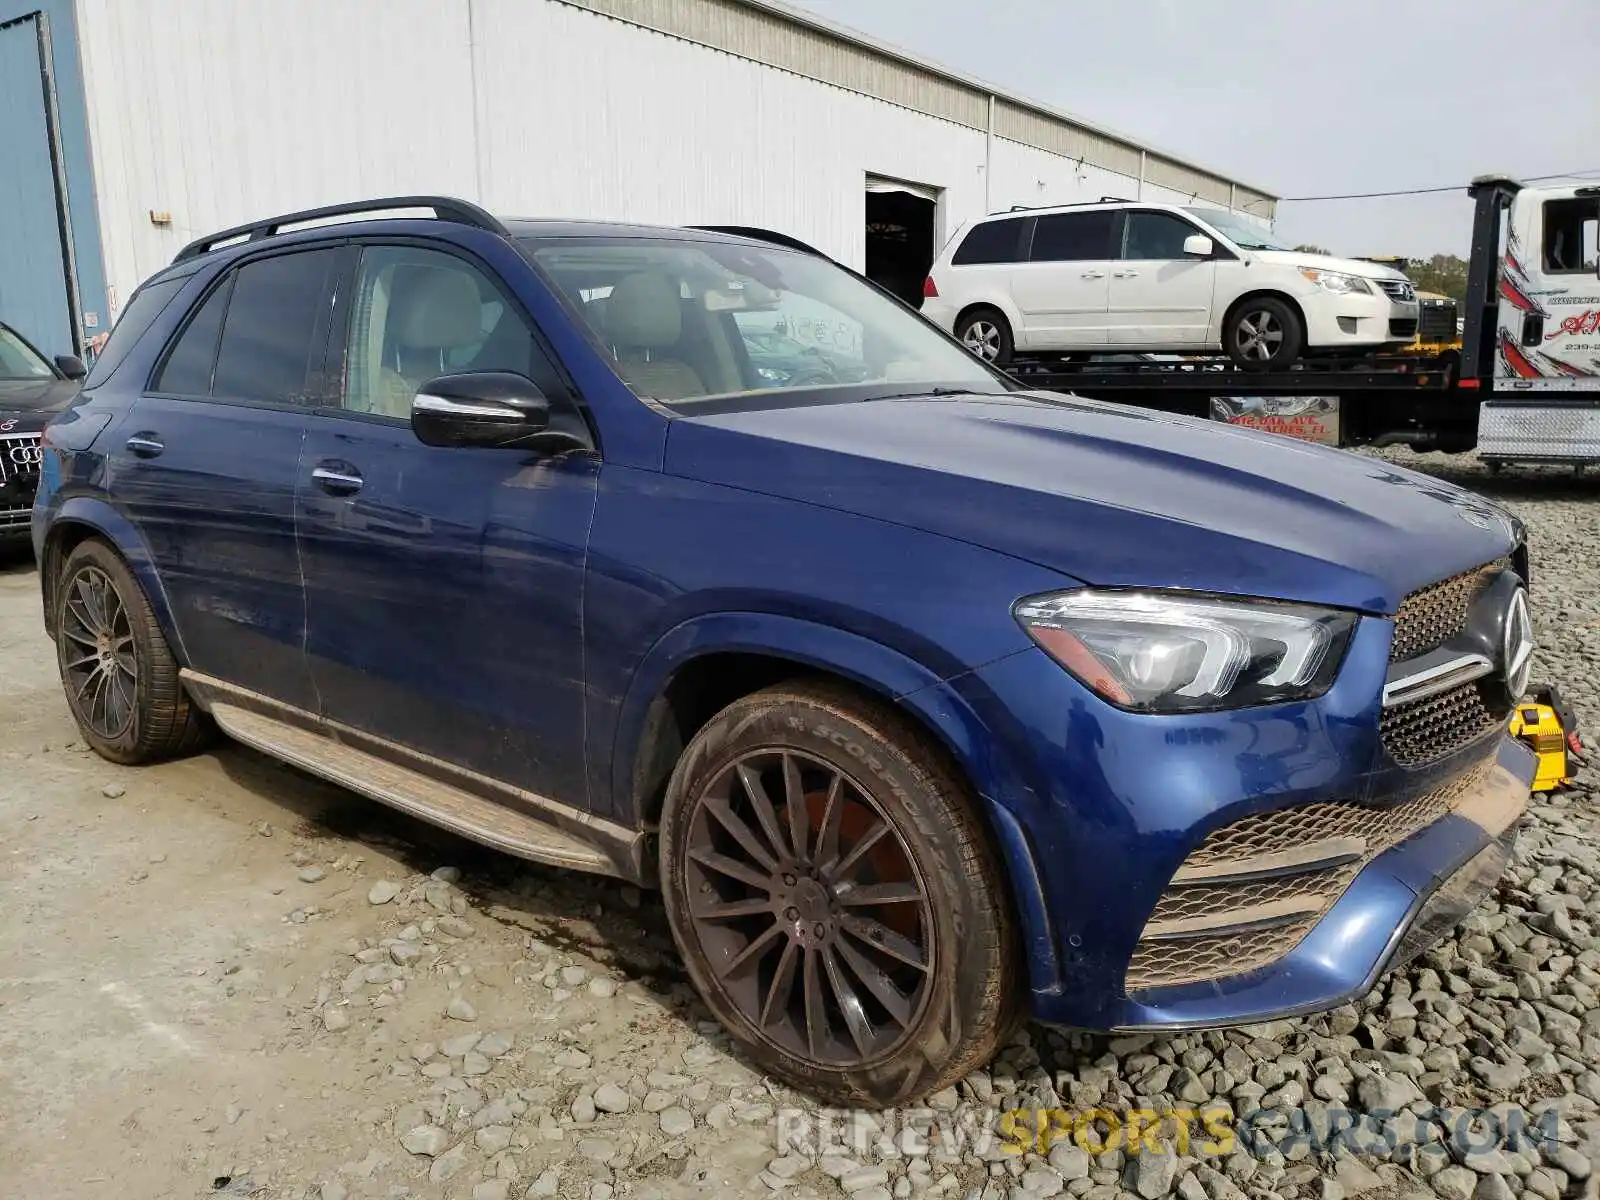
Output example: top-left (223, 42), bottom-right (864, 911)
top-left (1000, 176), bottom-right (1600, 468)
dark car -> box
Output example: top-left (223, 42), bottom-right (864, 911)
top-left (0, 323), bottom-right (84, 548)
top-left (33, 197), bottom-right (1536, 1107)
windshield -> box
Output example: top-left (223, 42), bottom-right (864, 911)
top-left (0, 326), bottom-right (55, 380)
top-left (523, 236), bottom-right (1006, 408)
top-left (1183, 207), bottom-right (1292, 252)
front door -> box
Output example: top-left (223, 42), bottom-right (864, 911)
top-left (295, 242), bottom-right (598, 806)
top-left (1008, 209), bottom-right (1115, 349)
top-left (1496, 189), bottom-right (1600, 387)
top-left (111, 248), bottom-right (339, 710)
top-left (1106, 210), bottom-right (1217, 346)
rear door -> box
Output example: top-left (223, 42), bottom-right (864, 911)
top-left (1009, 210), bottom-right (1115, 348)
top-left (111, 247), bottom-right (338, 710)
top-left (1107, 209), bottom-right (1218, 346)
top-left (295, 240), bottom-right (598, 805)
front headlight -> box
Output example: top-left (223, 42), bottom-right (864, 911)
top-left (1298, 268), bottom-right (1373, 295)
top-left (1014, 590), bottom-right (1357, 712)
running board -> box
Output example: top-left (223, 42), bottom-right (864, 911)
top-left (197, 690), bottom-right (638, 880)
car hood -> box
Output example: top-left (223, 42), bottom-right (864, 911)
top-left (1252, 250), bottom-right (1409, 282)
top-left (665, 392), bottom-right (1516, 613)
top-left (0, 377), bottom-right (79, 428)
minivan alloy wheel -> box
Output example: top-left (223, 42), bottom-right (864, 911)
top-left (961, 320), bottom-right (1003, 362)
top-left (59, 564), bottom-right (137, 740)
top-left (1233, 308), bottom-right (1284, 361)
top-left (682, 747), bottom-right (935, 1065)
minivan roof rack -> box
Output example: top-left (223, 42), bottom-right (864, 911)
top-left (1001, 197), bottom-right (1139, 214)
top-left (172, 196), bottom-right (509, 263)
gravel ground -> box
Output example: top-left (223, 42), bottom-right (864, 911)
top-left (3, 447), bottom-right (1600, 1200)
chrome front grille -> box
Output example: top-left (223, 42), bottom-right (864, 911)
top-left (1376, 279), bottom-right (1417, 303)
top-left (1391, 560), bottom-right (1507, 661)
top-left (1126, 763), bottom-right (1491, 991)
top-left (0, 506), bottom-right (29, 531)
top-left (1381, 679), bottom-right (1503, 767)
top-left (1384, 559), bottom-right (1514, 765)
top-left (0, 432), bottom-right (43, 488)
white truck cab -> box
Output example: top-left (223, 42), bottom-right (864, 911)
top-left (1469, 177), bottom-right (1600, 466)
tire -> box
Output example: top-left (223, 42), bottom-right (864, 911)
top-left (955, 307), bottom-right (1014, 367)
top-left (1224, 295), bottom-right (1304, 370)
top-left (659, 680), bottom-right (1020, 1107)
top-left (54, 539), bottom-right (212, 764)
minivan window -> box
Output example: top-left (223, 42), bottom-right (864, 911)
top-left (213, 249), bottom-right (339, 405)
top-left (153, 276), bottom-right (231, 395)
top-left (82, 276), bottom-right (185, 388)
top-left (1030, 211), bottom-right (1115, 262)
top-left (952, 218), bottom-right (1027, 266)
top-left (1122, 211), bottom-right (1202, 260)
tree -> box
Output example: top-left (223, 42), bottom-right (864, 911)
top-left (1406, 254), bottom-right (1470, 305)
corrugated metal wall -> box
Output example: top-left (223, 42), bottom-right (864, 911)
top-left (74, 0), bottom-right (1272, 308)
top-left (0, 2), bottom-right (106, 356)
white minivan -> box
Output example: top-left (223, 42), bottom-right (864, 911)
top-left (921, 202), bottom-right (1420, 369)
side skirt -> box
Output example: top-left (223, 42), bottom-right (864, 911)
top-left (181, 671), bottom-right (649, 884)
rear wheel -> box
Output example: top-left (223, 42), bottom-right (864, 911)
top-left (659, 681), bottom-right (1019, 1107)
top-left (55, 539), bottom-right (212, 764)
top-left (1224, 296), bottom-right (1304, 370)
top-left (955, 308), bottom-right (1014, 367)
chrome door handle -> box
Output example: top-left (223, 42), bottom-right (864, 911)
top-left (125, 434), bottom-right (164, 458)
top-left (311, 465), bottom-right (363, 495)
top-left (1113, 271), bottom-right (1140, 278)
top-left (1081, 271), bottom-right (1105, 279)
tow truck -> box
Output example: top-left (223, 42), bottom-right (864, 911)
top-left (1002, 176), bottom-right (1600, 470)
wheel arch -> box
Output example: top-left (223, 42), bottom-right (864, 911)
top-left (615, 612), bottom-right (1062, 996)
top-left (40, 498), bottom-right (186, 663)
top-left (1219, 288), bottom-right (1308, 342)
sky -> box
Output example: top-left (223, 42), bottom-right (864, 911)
top-left (786, 0), bottom-right (1600, 260)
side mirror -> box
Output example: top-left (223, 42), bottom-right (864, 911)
top-left (1182, 234), bottom-right (1215, 258)
top-left (412, 371), bottom-right (551, 449)
top-left (55, 354), bottom-right (87, 380)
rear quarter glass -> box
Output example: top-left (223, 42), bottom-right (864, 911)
top-left (83, 277), bottom-right (188, 388)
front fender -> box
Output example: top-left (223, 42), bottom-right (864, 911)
top-left (40, 495), bottom-right (187, 664)
top-left (611, 611), bottom-right (1063, 997)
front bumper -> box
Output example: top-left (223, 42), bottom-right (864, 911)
top-left (1109, 735), bottom-right (1532, 1030)
top-left (957, 621), bottom-right (1532, 1030)
top-left (1301, 291), bottom-right (1420, 349)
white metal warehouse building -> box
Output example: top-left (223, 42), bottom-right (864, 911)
top-left (0, 0), bottom-right (1277, 359)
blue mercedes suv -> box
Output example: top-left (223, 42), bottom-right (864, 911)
top-left (34, 197), bottom-right (1536, 1107)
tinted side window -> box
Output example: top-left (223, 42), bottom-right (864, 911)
top-left (153, 276), bottom-right (232, 395)
top-left (1030, 211), bottom-right (1114, 262)
top-left (83, 276), bottom-right (185, 388)
top-left (1122, 211), bottom-right (1202, 260)
top-left (213, 249), bottom-right (338, 405)
top-left (952, 218), bottom-right (1027, 266)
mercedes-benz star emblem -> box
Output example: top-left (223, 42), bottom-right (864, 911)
top-left (1503, 587), bottom-right (1534, 699)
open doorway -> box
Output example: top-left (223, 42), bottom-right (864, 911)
top-left (865, 176), bottom-right (939, 309)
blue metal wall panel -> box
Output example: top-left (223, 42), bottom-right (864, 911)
top-left (0, 13), bottom-right (74, 356)
top-left (0, 1), bottom-right (108, 357)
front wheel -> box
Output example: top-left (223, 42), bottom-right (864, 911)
top-left (658, 681), bottom-right (1019, 1108)
top-left (1224, 296), bottom-right (1304, 370)
top-left (55, 539), bottom-right (212, 764)
top-left (955, 308), bottom-right (1014, 367)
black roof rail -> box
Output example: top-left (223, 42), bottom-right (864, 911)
top-left (172, 195), bottom-right (509, 263)
top-left (689, 225), bottom-right (827, 257)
